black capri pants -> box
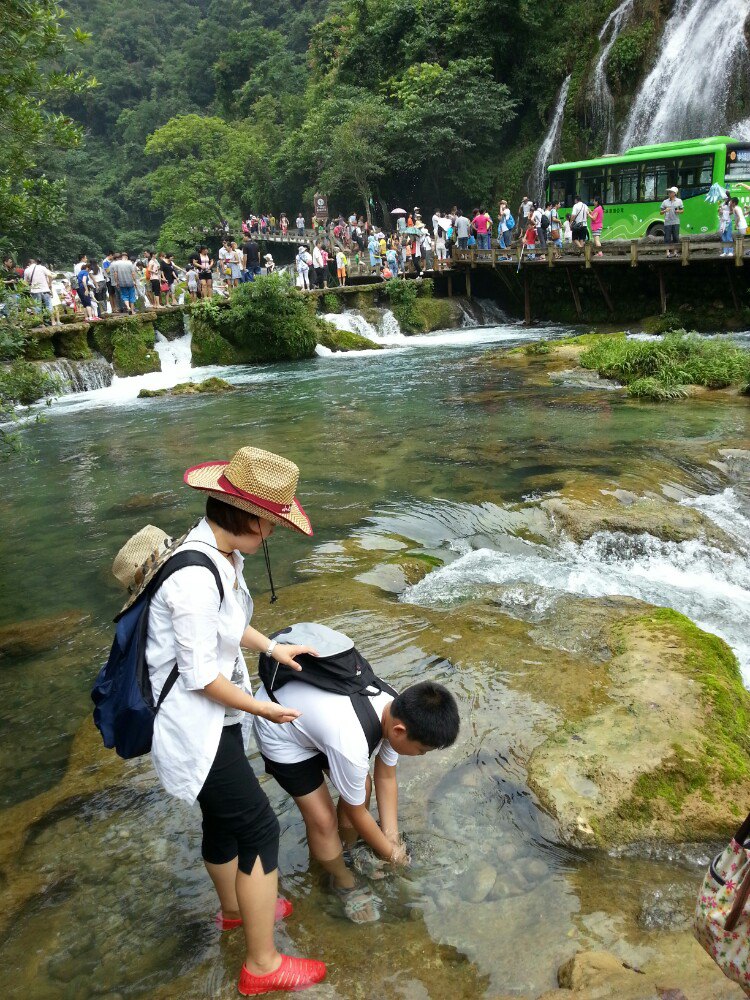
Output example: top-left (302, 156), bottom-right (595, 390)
top-left (197, 724), bottom-right (280, 875)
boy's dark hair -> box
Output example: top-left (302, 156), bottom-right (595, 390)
top-left (391, 681), bottom-right (459, 749)
top-left (206, 495), bottom-right (257, 535)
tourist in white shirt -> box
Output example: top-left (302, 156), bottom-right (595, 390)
top-left (23, 259), bottom-right (54, 312)
top-left (143, 446), bottom-right (326, 997)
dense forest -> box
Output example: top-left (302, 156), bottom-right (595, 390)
top-left (5, 0), bottom-right (749, 262)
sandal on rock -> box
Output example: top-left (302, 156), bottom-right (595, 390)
top-left (331, 880), bottom-right (381, 924)
top-left (238, 954), bottom-right (327, 996)
top-left (217, 896), bottom-right (293, 930)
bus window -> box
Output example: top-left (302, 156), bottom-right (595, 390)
top-left (579, 168), bottom-right (605, 204)
top-left (608, 163), bottom-right (639, 203)
top-left (641, 160), bottom-right (674, 202)
top-left (549, 170), bottom-right (573, 206)
top-left (676, 155), bottom-right (713, 198)
top-left (726, 147), bottom-right (750, 183)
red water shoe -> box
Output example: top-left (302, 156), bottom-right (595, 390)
top-left (237, 954), bottom-right (327, 995)
top-left (217, 896), bottom-right (293, 930)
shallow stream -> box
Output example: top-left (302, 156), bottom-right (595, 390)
top-left (2, 317), bottom-right (750, 997)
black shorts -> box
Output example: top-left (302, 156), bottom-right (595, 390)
top-left (572, 224), bottom-right (588, 241)
top-left (262, 751), bottom-right (329, 799)
top-left (199, 269), bottom-right (212, 281)
top-left (197, 725), bottom-right (280, 874)
top-left (150, 279), bottom-right (161, 295)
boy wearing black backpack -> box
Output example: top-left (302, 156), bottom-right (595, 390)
top-left (253, 622), bottom-right (460, 924)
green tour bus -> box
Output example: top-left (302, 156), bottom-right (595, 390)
top-left (547, 136), bottom-right (750, 240)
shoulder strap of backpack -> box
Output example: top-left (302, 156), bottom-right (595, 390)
top-left (352, 677), bottom-right (399, 757)
top-left (144, 550), bottom-right (226, 711)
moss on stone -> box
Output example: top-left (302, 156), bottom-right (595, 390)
top-left (153, 308), bottom-right (185, 339)
top-left (111, 321), bottom-right (160, 377)
top-left (189, 317), bottom-right (238, 366)
top-left (319, 293), bottom-right (343, 314)
top-left (138, 377), bottom-right (234, 398)
top-left (317, 323), bottom-right (381, 352)
top-left (55, 326), bottom-right (93, 361)
top-left (24, 331), bottom-right (56, 361)
top-left (90, 323), bottom-right (114, 360)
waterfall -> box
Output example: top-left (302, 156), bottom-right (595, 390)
top-left (39, 357), bottom-right (114, 394)
top-left (620, 0), bottom-right (750, 150)
top-left (154, 331), bottom-right (193, 374)
top-left (529, 76), bottom-right (572, 203)
top-left (733, 114), bottom-right (750, 141)
top-left (589, 0), bottom-right (635, 150)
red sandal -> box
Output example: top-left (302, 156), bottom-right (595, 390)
top-left (238, 954), bottom-right (327, 996)
top-left (217, 896), bottom-right (293, 930)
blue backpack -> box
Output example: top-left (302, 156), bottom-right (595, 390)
top-left (92, 550), bottom-right (224, 759)
top-left (506, 213), bottom-right (515, 230)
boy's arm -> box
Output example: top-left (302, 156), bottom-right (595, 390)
top-left (339, 796), bottom-right (401, 861)
top-left (373, 755), bottom-right (399, 844)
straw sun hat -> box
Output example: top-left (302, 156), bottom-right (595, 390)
top-left (184, 446), bottom-right (312, 536)
top-left (112, 524), bottom-right (175, 593)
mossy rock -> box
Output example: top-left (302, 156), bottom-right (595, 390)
top-left (138, 377), bottom-right (234, 398)
top-left (55, 325), bottom-right (93, 361)
top-left (0, 611), bottom-right (90, 660)
top-left (528, 606), bottom-right (750, 847)
top-left (317, 323), bottom-right (381, 352)
top-left (90, 323), bottom-right (114, 360)
top-left (24, 330), bottom-right (56, 361)
top-left (190, 317), bottom-right (238, 366)
top-left (319, 293), bottom-right (343, 314)
top-left (154, 308), bottom-right (185, 339)
top-left (111, 321), bottom-right (160, 377)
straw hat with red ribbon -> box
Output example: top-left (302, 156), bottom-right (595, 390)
top-left (184, 446), bottom-right (312, 536)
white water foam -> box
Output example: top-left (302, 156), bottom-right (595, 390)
top-left (620, 0), bottom-right (750, 149)
top-left (590, 0), bottom-right (635, 150)
top-left (529, 75), bottom-right (571, 202)
top-left (154, 330), bottom-right (192, 373)
top-left (403, 490), bottom-right (750, 682)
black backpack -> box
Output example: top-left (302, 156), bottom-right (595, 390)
top-left (258, 623), bottom-right (397, 756)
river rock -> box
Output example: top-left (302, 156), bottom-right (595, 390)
top-left (460, 862), bottom-right (497, 902)
top-left (540, 495), bottom-right (733, 548)
top-left (0, 610), bottom-right (90, 659)
top-left (138, 376), bottom-right (234, 398)
top-left (527, 606), bottom-right (750, 848)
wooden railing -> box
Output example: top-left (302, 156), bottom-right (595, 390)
top-left (451, 237), bottom-right (746, 268)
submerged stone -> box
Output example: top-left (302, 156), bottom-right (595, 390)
top-left (0, 611), bottom-right (90, 660)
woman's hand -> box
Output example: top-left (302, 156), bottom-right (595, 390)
top-left (271, 644), bottom-right (318, 672)
top-left (252, 700), bottom-right (301, 725)
top-left (388, 840), bottom-right (410, 867)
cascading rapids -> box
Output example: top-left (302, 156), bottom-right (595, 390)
top-left (400, 488), bottom-right (750, 684)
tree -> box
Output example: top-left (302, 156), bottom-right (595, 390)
top-left (144, 114), bottom-right (272, 249)
top-left (0, 0), bottom-right (94, 253)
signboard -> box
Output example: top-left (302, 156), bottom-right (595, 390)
top-left (313, 193), bottom-right (328, 220)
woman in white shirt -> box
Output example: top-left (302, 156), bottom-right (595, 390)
top-left (145, 446), bottom-right (326, 996)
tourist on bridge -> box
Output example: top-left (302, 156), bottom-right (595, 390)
top-left (335, 246), bottom-right (347, 285)
top-left (660, 186), bottom-right (683, 259)
top-left (312, 241), bottom-right (325, 289)
top-left (280, 213), bottom-right (289, 236)
top-left (590, 198), bottom-right (604, 256)
top-left (296, 213), bottom-right (305, 238)
top-left (110, 253), bottom-right (138, 314)
top-left (455, 209), bottom-right (470, 249)
top-left (570, 194), bottom-right (590, 250)
top-left (296, 245), bottom-right (311, 290)
top-left (146, 252), bottom-right (162, 308)
top-left (242, 233), bottom-right (261, 282)
top-left (186, 263), bottom-right (199, 302)
top-left (731, 197), bottom-right (747, 247)
top-left (198, 246), bottom-right (214, 298)
top-left (23, 258), bottom-right (54, 315)
top-left (472, 207), bottom-right (493, 250)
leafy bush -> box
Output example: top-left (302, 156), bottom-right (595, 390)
top-left (321, 293), bottom-right (342, 314)
top-left (627, 377), bottom-right (690, 401)
top-left (191, 275), bottom-right (319, 362)
top-left (579, 331), bottom-right (750, 401)
top-left (606, 21), bottom-right (654, 89)
top-left (525, 340), bottom-right (551, 355)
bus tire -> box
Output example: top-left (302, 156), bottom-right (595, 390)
top-left (647, 223), bottom-right (664, 239)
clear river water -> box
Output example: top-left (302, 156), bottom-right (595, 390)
top-left (1, 314), bottom-right (750, 998)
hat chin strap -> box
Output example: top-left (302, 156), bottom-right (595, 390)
top-left (258, 517), bottom-right (278, 603)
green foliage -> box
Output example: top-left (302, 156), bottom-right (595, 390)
top-left (320, 293), bottom-right (342, 314)
top-left (524, 340), bottom-right (551, 356)
top-left (384, 279), bottom-right (420, 332)
top-left (643, 311), bottom-right (683, 335)
top-left (579, 331), bottom-right (750, 400)
top-left (606, 21), bottom-right (655, 90)
top-left (110, 322), bottom-right (160, 376)
top-left (192, 274), bottom-right (319, 362)
top-left (1, 0), bottom-right (94, 254)
top-left (0, 359), bottom-right (60, 457)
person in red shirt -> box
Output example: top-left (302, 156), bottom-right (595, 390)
top-left (471, 208), bottom-right (493, 250)
top-left (523, 222), bottom-right (538, 260)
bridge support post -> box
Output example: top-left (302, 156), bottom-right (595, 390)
top-left (736, 236), bottom-right (745, 267)
top-left (465, 271), bottom-right (472, 299)
top-left (565, 268), bottom-right (583, 321)
top-left (593, 270), bottom-right (614, 317)
top-left (658, 270), bottom-right (667, 314)
top-left (447, 273), bottom-right (453, 297)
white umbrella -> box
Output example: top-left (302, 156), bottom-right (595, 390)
top-left (435, 216), bottom-right (452, 231)
top-left (390, 208), bottom-right (407, 215)
top-left (705, 183), bottom-right (728, 203)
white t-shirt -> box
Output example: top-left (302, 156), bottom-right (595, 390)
top-left (253, 682), bottom-right (399, 806)
top-left (24, 264), bottom-right (53, 292)
top-left (734, 203), bottom-right (748, 233)
top-left (571, 202), bottom-right (589, 227)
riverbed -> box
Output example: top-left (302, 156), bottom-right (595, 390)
top-left (1, 318), bottom-right (749, 998)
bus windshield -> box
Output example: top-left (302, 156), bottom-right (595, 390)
top-left (726, 146), bottom-right (750, 183)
